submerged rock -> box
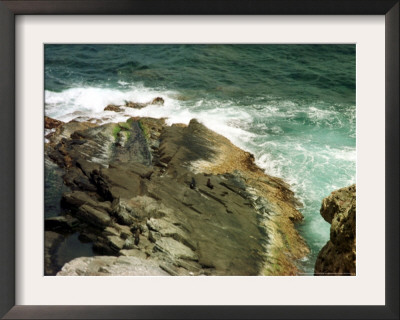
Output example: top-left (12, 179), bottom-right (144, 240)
top-left (314, 184), bottom-right (356, 276)
top-left (45, 114), bottom-right (309, 276)
top-left (125, 97), bottom-right (165, 109)
top-left (150, 97), bottom-right (164, 105)
top-left (125, 101), bottom-right (147, 109)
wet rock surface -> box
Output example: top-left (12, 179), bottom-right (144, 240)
top-left (124, 97), bottom-right (165, 109)
top-left (104, 104), bottom-right (123, 112)
top-left (102, 97), bottom-right (166, 112)
top-left (314, 184), bottom-right (356, 276)
top-left (45, 113), bottom-right (309, 276)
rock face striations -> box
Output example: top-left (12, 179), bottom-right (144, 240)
top-left (314, 184), bottom-right (356, 276)
top-left (45, 112), bottom-right (309, 276)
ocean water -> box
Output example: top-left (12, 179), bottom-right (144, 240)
top-left (45, 44), bottom-right (356, 275)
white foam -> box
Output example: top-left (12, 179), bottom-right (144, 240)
top-left (323, 145), bottom-right (357, 162)
top-left (255, 152), bottom-right (287, 179)
top-left (45, 83), bottom-right (178, 119)
top-left (44, 85), bottom-right (356, 194)
top-left (45, 85), bottom-right (259, 151)
top-left (308, 106), bottom-right (337, 120)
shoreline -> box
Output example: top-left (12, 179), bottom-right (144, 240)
top-left (44, 111), bottom-right (310, 276)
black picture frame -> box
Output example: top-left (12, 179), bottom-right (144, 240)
top-left (0, 1), bottom-right (398, 319)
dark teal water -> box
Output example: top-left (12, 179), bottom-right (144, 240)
top-left (45, 44), bottom-right (356, 275)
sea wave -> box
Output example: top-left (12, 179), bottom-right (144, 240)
top-left (44, 85), bottom-right (257, 148)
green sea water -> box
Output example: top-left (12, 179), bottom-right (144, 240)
top-left (45, 44), bottom-right (356, 275)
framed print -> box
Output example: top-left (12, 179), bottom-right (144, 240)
top-left (0, 0), bottom-right (399, 319)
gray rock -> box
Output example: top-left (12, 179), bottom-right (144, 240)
top-left (123, 237), bottom-right (137, 250)
top-left (154, 237), bottom-right (198, 261)
top-left (111, 199), bottom-right (136, 225)
top-left (46, 117), bottom-right (309, 276)
top-left (57, 256), bottom-right (170, 276)
top-left (315, 185), bottom-right (356, 276)
top-left (62, 191), bottom-right (112, 213)
top-left (148, 231), bottom-right (161, 243)
top-left (76, 204), bottom-right (111, 228)
top-left (119, 249), bottom-right (147, 259)
top-left (107, 235), bottom-right (125, 252)
top-left (103, 226), bottom-right (120, 237)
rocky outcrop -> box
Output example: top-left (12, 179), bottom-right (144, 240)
top-left (44, 120), bottom-right (97, 147)
top-left (314, 184), bottom-right (356, 276)
top-left (45, 116), bottom-right (64, 129)
top-left (45, 114), bottom-right (309, 276)
top-left (103, 97), bottom-right (165, 112)
top-left (125, 97), bottom-right (165, 109)
top-left (57, 256), bottom-right (169, 276)
top-left (104, 104), bottom-right (123, 112)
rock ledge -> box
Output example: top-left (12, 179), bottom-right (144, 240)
top-left (314, 184), bottom-right (356, 276)
top-left (45, 113), bottom-right (309, 276)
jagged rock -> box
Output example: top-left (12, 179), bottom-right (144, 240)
top-left (45, 116), bottom-right (64, 129)
top-left (320, 184), bottom-right (355, 225)
top-left (57, 256), bottom-right (169, 276)
top-left (104, 104), bottom-right (123, 112)
top-left (62, 191), bottom-right (112, 214)
top-left (114, 224), bottom-right (132, 239)
top-left (140, 223), bottom-right (149, 235)
top-left (123, 237), bottom-right (137, 250)
top-left (125, 101), bottom-right (147, 109)
top-left (72, 173), bottom-right (97, 192)
top-left (75, 204), bottom-right (111, 228)
top-left (107, 235), bottom-right (125, 252)
top-left (103, 226), bottom-right (121, 237)
top-left (111, 199), bottom-right (136, 226)
top-left (150, 97), bottom-right (164, 105)
top-left (315, 184), bottom-right (356, 276)
top-left (45, 120), bottom-right (97, 147)
top-left (148, 230), bottom-right (161, 243)
top-left (46, 116), bottom-right (309, 276)
top-left (124, 97), bottom-right (164, 109)
top-left (154, 237), bottom-right (198, 261)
